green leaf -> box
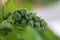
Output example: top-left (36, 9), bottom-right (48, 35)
top-left (16, 26), bottom-right (43, 40)
top-left (40, 28), bottom-right (60, 40)
top-left (1, 26), bottom-right (43, 40)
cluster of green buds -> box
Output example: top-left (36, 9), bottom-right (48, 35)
top-left (0, 9), bottom-right (46, 35)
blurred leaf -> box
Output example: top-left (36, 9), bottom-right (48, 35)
top-left (18, 26), bottom-right (43, 40)
top-left (40, 28), bottom-right (60, 40)
top-left (4, 0), bottom-right (32, 13)
top-left (0, 25), bottom-right (43, 40)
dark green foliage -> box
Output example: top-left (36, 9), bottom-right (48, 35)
top-left (21, 19), bottom-right (26, 25)
top-left (34, 16), bottom-right (40, 22)
top-left (20, 9), bottom-right (26, 16)
top-left (13, 12), bottom-right (21, 21)
top-left (34, 22), bottom-right (40, 28)
top-left (28, 20), bottom-right (34, 27)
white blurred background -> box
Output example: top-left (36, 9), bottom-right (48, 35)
top-left (33, 1), bottom-right (60, 37)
